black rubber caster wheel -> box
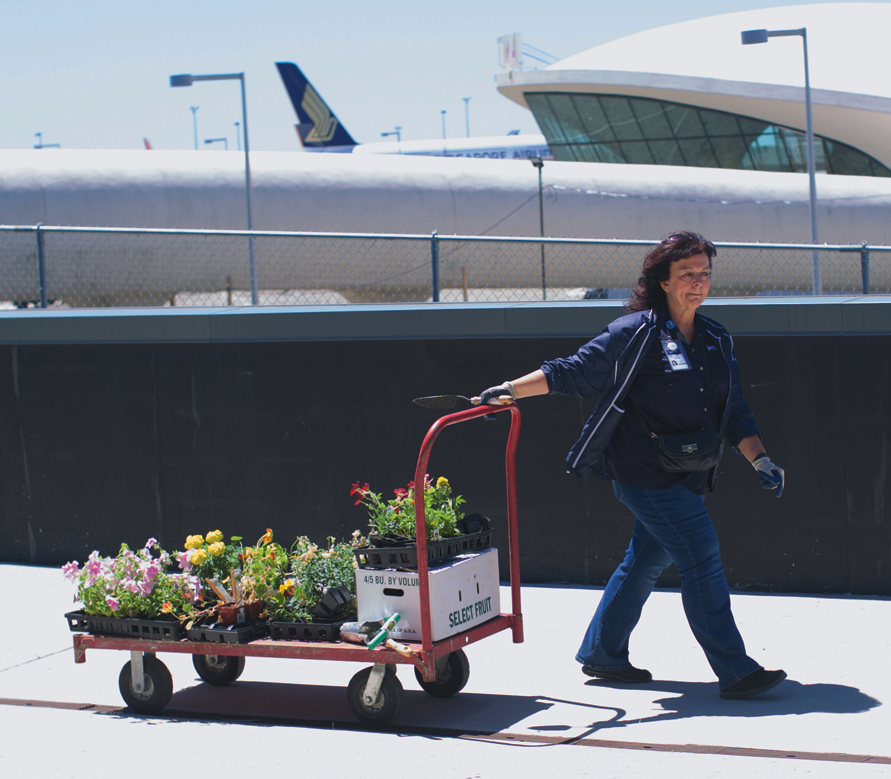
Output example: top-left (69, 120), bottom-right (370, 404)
top-left (192, 654), bottom-right (246, 686)
top-left (415, 649), bottom-right (470, 698)
top-left (347, 666), bottom-right (405, 727)
top-left (118, 655), bottom-right (173, 713)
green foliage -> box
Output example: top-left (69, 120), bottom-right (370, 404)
top-left (265, 535), bottom-right (362, 623)
top-left (351, 475), bottom-right (465, 540)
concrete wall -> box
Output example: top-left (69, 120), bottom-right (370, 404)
top-left (1, 298), bottom-right (890, 595)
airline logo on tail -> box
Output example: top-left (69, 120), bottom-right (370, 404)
top-left (276, 62), bottom-right (357, 152)
top-left (301, 83), bottom-right (339, 143)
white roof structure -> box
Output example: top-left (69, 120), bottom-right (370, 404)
top-left (497, 3), bottom-right (891, 170)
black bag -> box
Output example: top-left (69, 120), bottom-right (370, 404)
top-left (653, 428), bottom-right (720, 472)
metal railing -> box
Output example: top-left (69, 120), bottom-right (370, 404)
top-left (1, 224), bottom-right (888, 308)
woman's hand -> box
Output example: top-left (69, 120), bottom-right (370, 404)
top-left (478, 382), bottom-right (517, 406)
top-left (752, 454), bottom-right (785, 498)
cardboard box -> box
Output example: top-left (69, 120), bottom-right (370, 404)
top-left (355, 547), bottom-right (501, 642)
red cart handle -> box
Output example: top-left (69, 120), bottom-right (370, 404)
top-left (412, 403), bottom-right (523, 652)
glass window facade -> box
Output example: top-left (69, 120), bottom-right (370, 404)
top-left (525, 93), bottom-right (891, 177)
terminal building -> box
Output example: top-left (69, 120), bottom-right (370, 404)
top-left (497, 3), bottom-right (891, 177)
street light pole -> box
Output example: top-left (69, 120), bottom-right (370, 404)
top-left (235, 121), bottom-right (241, 151)
top-left (531, 158), bottom-right (546, 300)
top-left (172, 72), bottom-right (257, 305)
top-left (190, 106), bottom-right (199, 151)
top-left (441, 110), bottom-right (447, 154)
top-left (462, 97), bottom-right (471, 137)
top-left (205, 138), bottom-right (228, 150)
top-left (742, 27), bottom-right (820, 294)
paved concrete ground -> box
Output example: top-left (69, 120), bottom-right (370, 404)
top-left (1, 562), bottom-right (889, 778)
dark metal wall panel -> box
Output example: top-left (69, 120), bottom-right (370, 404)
top-left (1, 303), bottom-right (890, 595)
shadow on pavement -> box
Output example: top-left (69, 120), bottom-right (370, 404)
top-left (149, 680), bottom-right (555, 733)
top-left (578, 677), bottom-right (880, 728)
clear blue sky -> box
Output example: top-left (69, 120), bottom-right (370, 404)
top-left (2, 0), bottom-right (880, 152)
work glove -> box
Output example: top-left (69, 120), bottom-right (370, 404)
top-left (752, 453), bottom-right (784, 498)
top-left (477, 381), bottom-right (517, 406)
top-left (476, 382), bottom-right (517, 420)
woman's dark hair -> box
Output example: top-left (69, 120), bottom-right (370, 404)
top-left (626, 230), bottom-right (717, 312)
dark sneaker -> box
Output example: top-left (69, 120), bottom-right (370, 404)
top-left (582, 665), bottom-right (652, 683)
top-left (719, 669), bottom-right (787, 699)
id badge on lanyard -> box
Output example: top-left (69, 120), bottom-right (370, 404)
top-left (662, 338), bottom-right (692, 372)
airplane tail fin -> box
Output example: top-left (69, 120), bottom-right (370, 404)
top-left (275, 62), bottom-right (357, 149)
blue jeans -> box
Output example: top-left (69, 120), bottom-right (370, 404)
top-left (576, 481), bottom-right (761, 688)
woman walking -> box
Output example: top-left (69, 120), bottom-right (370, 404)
top-left (478, 231), bottom-right (786, 699)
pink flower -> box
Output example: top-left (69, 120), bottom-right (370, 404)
top-left (85, 553), bottom-right (103, 577)
top-left (145, 537), bottom-right (158, 549)
top-left (106, 595), bottom-right (120, 611)
top-left (174, 551), bottom-right (192, 572)
top-left (62, 561), bottom-right (79, 580)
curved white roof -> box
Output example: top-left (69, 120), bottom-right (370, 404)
top-left (497, 3), bottom-right (891, 166)
top-left (555, 3), bottom-right (891, 97)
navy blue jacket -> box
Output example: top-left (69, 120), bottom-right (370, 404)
top-left (541, 308), bottom-right (760, 489)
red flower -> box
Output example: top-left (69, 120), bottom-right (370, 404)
top-left (394, 488), bottom-right (407, 498)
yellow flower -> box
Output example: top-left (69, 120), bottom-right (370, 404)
top-left (185, 534), bottom-right (204, 550)
top-left (190, 548), bottom-right (207, 565)
top-left (208, 541), bottom-right (225, 557)
top-left (279, 579), bottom-right (295, 595)
top-left (206, 529), bottom-right (224, 544)
top-left (436, 477), bottom-right (449, 488)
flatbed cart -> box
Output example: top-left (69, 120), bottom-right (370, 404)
top-left (70, 402), bottom-right (524, 727)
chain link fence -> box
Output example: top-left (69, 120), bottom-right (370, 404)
top-left (0, 225), bottom-right (886, 308)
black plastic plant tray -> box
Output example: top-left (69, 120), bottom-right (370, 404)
top-left (353, 528), bottom-right (494, 570)
top-left (269, 618), bottom-right (350, 642)
top-left (65, 611), bottom-right (187, 641)
top-left (185, 621), bottom-right (269, 644)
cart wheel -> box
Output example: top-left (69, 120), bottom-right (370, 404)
top-left (415, 649), bottom-right (471, 698)
top-left (118, 656), bottom-right (173, 714)
top-left (347, 666), bottom-right (405, 727)
top-left (192, 654), bottom-right (246, 686)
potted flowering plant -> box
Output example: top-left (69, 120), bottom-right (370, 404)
top-left (234, 529), bottom-right (289, 618)
top-left (351, 475), bottom-right (464, 542)
top-left (179, 529), bottom-right (244, 604)
top-left (266, 535), bottom-right (361, 630)
top-left (181, 529), bottom-right (286, 628)
top-left (351, 475), bottom-right (493, 570)
top-left (63, 538), bottom-right (201, 639)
